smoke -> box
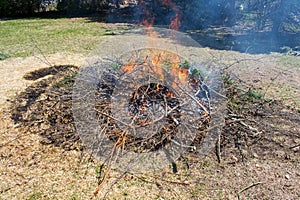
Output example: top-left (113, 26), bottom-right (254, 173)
top-left (106, 0), bottom-right (300, 54)
top-left (180, 0), bottom-right (300, 54)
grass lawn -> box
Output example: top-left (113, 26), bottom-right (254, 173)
top-left (0, 17), bottom-right (127, 58)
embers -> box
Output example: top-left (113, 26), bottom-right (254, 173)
top-left (128, 83), bottom-right (180, 120)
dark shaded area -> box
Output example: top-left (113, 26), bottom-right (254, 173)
top-left (23, 65), bottom-right (74, 81)
top-left (10, 65), bottom-right (81, 150)
top-left (0, 0), bottom-right (110, 17)
top-left (0, 0), bottom-right (42, 17)
top-left (187, 29), bottom-right (300, 54)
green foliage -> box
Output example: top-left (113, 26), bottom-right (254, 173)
top-left (69, 193), bottom-right (79, 200)
top-left (0, 0), bottom-right (111, 17)
top-left (0, 0), bottom-right (299, 35)
top-left (57, 0), bottom-right (110, 13)
top-left (111, 62), bottom-right (122, 70)
top-left (0, 0), bottom-right (42, 17)
top-left (28, 192), bottom-right (43, 200)
top-left (179, 60), bottom-right (190, 69)
top-left (179, 0), bottom-right (236, 28)
top-left (0, 53), bottom-right (10, 60)
top-left (190, 68), bottom-right (204, 77)
top-left (57, 72), bottom-right (77, 87)
top-left (245, 89), bottom-right (263, 100)
top-left (203, 161), bottom-right (210, 168)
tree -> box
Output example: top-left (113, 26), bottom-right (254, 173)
top-left (0, 0), bottom-right (42, 17)
top-left (56, 0), bottom-right (111, 13)
top-left (244, 0), bottom-right (300, 32)
top-left (271, 0), bottom-right (300, 33)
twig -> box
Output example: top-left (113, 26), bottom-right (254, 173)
top-left (222, 56), bottom-right (266, 71)
top-left (170, 139), bottom-right (196, 150)
top-left (239, 121), bottom-right (258, 132)
top-left (29, 36), bottom-right (53, 67)
top-left (237, 182), bottom-right (263, 200)
top-left (135, 102), bottom-right (186, 127)
top-left (290, 144), bottom-right (300, 149)
top-left (262, 70), bottom-right (282, 98)
top-left (95, 109), bottom-right (136, 135)
top-left (130, 172), bottom-right (191, 185)
top-left (209, 87), bottom-right (228, 99)
top-left (216, 133), bottom-right (221, 163)
top-left (176, 84), bottom-right (210, 114)
top-left (91, 167), bottom-right (112, 199)
top-left (103, 171), bottom-right (128, 199)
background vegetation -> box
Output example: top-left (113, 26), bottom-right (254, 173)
top-left (1, 0), bottom-right (299, 33)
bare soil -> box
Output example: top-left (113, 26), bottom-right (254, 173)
top-left (0, 50), bottom-right (299, 200)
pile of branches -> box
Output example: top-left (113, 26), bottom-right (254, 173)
top-left (219, 73), bottom-right (299, 163)
top-left (9, 65), bottom-right (299, 163)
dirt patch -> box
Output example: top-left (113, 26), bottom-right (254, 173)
top-left (1, 51), bottom-right (299, 199)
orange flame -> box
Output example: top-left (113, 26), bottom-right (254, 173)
top-left (121, 50), bottom-right (189, 90)
top-left (169, 55), bottom-right (188, 89)
top-left (160, 0), bottom-right (182, 30)
top-left (122, 62), bottom-right (136, 73)
top-left (121, 1), bottom-right (187, 90)
top-left (170, 13), bottom-right (182, 30)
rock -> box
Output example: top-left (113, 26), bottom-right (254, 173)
top-left (275, 150), bottom-right (285, 158)
top-left (252, 152), bottom-right (259, 158)
top-left (285, 174), bottom-right (290, 180)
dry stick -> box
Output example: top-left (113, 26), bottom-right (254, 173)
top-left (176, 84), bottom-right (210, 114)
top-left (102, 171), bottom-right (128, 199)
top-left (239, 121), bottom-right (259, 132)
top-left (91, 142), bottom-right (117, 199)
top-left (261, 70), bottom-right (282, 99)
top-left (95, 109), bottom-right (136, 134)
top-left (29, 36), bottom-right (53, 67)
top-left (130, 172), bottom-right (191, 185)
top-left (92, 167), bottom-right (112, 199)
top-left (0, 131), bottom-right (33, 148)
top-left (290, 144), bottom-right (300, 149)
top-left (216, 132), bottom-right (221, 163)
top-left (135, 101), bottom-right (187, 127)
top-left (92, 129), bottom-right (129, 199)
top-left (222, 56), bottom-right (266, 71)
top-left (209, 87), bottom-right (228, 99)
top-left (237, 182), bottom-right (263, 200)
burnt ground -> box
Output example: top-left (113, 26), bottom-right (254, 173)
top-left (8, 62), bottom-right (300, 161)
top-left (0, 51), bottom-right (299, 199)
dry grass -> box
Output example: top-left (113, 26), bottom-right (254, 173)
top-left (0, 18), bottom-right (299, 199)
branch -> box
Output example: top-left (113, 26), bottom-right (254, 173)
top-left (237, 182), bottom-right (263, 200)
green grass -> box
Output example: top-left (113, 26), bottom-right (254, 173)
top-left (57, 71), bottom-right (77, 87)
top-left (27, 192), bottom-right (43, 200)
top-left (0, 17), bottom-right (111, 57)
top-left (277, 54), bottom-right (300, 69)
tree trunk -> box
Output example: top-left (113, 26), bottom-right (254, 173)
top-left (271, 0), bottom-right (284, 33)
